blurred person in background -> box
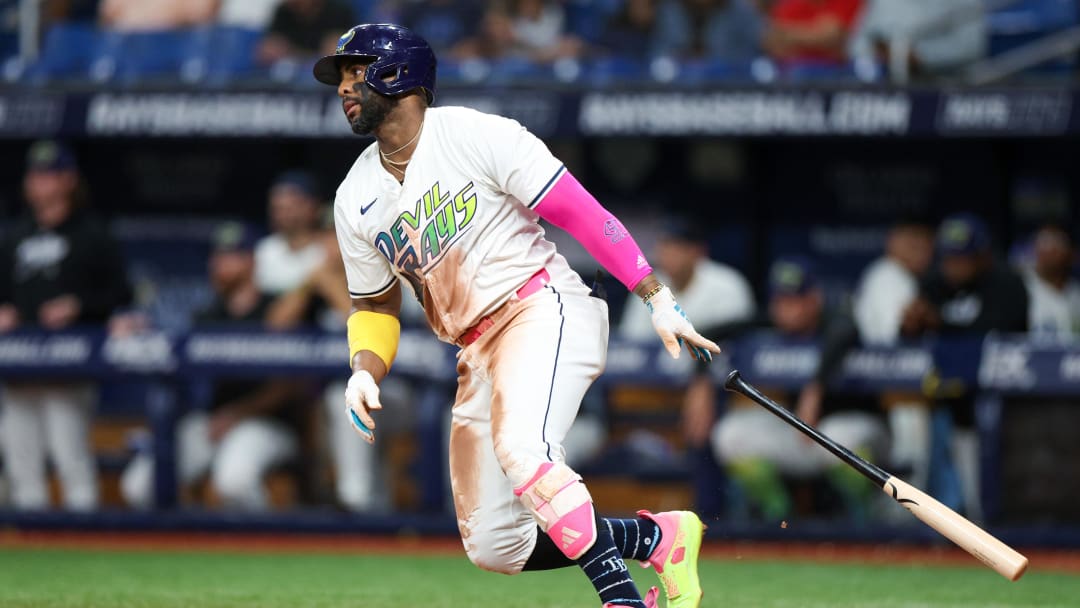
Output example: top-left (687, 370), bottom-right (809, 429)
top-left (853, 221), bottom-right (935, 345)
top-left (0, 140), bottom-right (132, 511)
top-left (257, 0), bottom-right (355, 65)
top-left (454, 0), bottom-right (583, 63)
top-left (400, 0), bottom-right (485, 57)
top-left (620, 218), bottom-right (755, 516)
top-left (849, 0), bottom-right (987, 78)
top-left (1022, 225), bottom-right (1080, 339)
top-left (265, 214), bottom-right (418, 513)
top-left (712, 257), bottom-right (886, 521)
top-left (99, 0), bottom-right (220, 31)
top-left (254, 171), bottom-right (327, 297)
top-left (901, 213), bottom-right (1028, 519)
top-left (763, 0), bottom-right (863, 64)
top-left (218, 0), bottom-right (284, 29)
top-left (652, 0), bottom-right (764, 61)
top-left (598, 0), bottom-right (658, 59)
top-left (620, 218), bottom-right (755, 448)
top-left (121, 223), bottom-right (304, 511)
top-left (902, 214), bottom-right (1029, 341)
top-left (851, 220), bottom-right (934, 490)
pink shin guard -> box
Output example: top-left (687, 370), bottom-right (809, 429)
top-left (514, 462), bottom-right (597, 560)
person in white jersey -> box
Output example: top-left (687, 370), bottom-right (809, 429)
top-left (314, 23), bottom-right (720, 608)
top-left (1022, 225), bottom-right (1080, 339)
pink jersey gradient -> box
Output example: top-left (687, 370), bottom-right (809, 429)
top-left (533, 171), bottom-right (653, 291)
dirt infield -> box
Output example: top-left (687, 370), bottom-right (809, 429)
top-left (3, 530), bottom-right (1079, 575)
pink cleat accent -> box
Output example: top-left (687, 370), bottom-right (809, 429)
top-left (637, 511), bottom-right (705, 608)
top-left (603, 586), bottom-right (659, 608)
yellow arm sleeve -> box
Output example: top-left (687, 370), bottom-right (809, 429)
top-left (347, 311), bottom-right (401, 371)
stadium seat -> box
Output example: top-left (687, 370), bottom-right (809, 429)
top-left (988, 0), bottom-right (1078, 75)
top-left (111, 28), bottom-right (214, 85)
top-left (202, 26), bottom-right (263, 85)
top-left (486, 57), bottom-right (549, 85)
top-left (679, 58), bottom-right (757, 85)
top-left (781, 60), bottom-right (862, 84)
top-left (586, 56), bottom-right (649, 87)
top-left (0, 33), bottom-right (15, 61)
top-left (27, 22), bottom-right (109, 83)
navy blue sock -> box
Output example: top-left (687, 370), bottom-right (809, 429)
top-left (577, 514), bottom-right (645, 608)
top-left (603, 516), bottom-right (661, 561)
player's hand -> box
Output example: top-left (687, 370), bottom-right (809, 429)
top-left (345, 369), bottom-right (382, 444)
top-left (645, 285), bottom-right (721, 361)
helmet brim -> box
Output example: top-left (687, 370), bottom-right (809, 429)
top-left (313, 54), bottom-right (376, 86)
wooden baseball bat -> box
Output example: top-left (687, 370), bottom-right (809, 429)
top-left (724, 370), bottom-right (1029, 581)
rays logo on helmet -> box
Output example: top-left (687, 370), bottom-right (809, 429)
top-left (336, 28), bottom-right (356, 54)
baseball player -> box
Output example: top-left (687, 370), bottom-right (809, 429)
top-left (314, 24), bottom-right (719, 608)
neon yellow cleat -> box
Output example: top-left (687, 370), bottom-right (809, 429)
top-left (637, 510), bottom-right (705, 608)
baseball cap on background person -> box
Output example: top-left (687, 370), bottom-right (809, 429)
top-left (936, 213), bottom-right (991, 256)
top-left (769, 256), bottom-right (819, 297)
top-left (271, 169), bottom-right (322, 201)
top-left (658, 216), bottom-right (708, 245)
top-left (211, 221), bottom-right (259, 253)
top-left (26, 140), bottom-right (77, 173)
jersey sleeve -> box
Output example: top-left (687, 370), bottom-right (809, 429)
top-left (468, 111), bottom-right (565, 209)
top-left (334, 198), bottom-right (397, 299)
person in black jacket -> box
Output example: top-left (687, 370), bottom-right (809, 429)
top-left (710, 257), bottom-right (887, 521)
top-left (0, 141), bottom-right (132, 511)
top-left (900, 213), bottom-right (1028, 519)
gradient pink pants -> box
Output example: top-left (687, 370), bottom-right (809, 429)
top-left (449, 265), bottom-right (608, 574)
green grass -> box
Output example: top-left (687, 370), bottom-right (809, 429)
top-left (0, 548), bottom-right (1076, 607)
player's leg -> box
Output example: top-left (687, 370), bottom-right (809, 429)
top-left (818, 412), bottom-right (889, 521)
top-left (41, 384), bottom-right (98, 511)
top-left (484, 285), bottom-right (661, 607)
top-left (0, 384), bottom-right (49, 509)
top-left (712, 406), bottom-right (808, 519)
top-left (449, 360), bottom-right (540, 574)
top-left (210, 417), bottom-right (298, 510)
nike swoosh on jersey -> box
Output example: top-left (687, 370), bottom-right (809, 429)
top-left (360, 198), bottom-right (377, 215)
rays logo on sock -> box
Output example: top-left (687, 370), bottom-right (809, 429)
top-left (601, 555), bottom-right (628, 574)
top-left (374, 180), bottom-right (477, 288)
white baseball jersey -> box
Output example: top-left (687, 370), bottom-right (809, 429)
top-left (1023, 269), bottom-right (1080, 339)
top-left (333, 106), bottom-right (570, 343)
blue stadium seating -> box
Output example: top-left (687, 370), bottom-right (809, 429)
top-left (26, 22), bottom-right (106, 83)
top-left (111, 28), bottom-right (214, 85)
top-left (202, 26), bottom-right (263, 85)
top-left (27, 24), bottom-right (264, 86)
top-left (678, 58), bottom-right (758, 85)
top-left (988, 0), bottom-right (1078, 74)
top-left (19, 0), bottom-right (1080, 87)
top-left (586, 56), bottom-right (650, 87)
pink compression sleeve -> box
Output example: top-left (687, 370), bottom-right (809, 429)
top-left (533, 170), bottom-right (653, 291)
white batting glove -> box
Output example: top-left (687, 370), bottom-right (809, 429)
top-left (646, 285), bottom-right (721, 362)
top-left (345, 370), bottom-right (382, 444)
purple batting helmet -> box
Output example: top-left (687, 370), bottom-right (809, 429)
top-left (313, 23), bottom-right (437, 104)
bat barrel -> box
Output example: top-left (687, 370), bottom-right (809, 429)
top-left (724, 370), bottom-right (1029, 582)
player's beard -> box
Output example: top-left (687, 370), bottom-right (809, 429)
top-left (348, 83), bottom-right (397, 135)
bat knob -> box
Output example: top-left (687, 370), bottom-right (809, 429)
top-left (724, 370), bottom-right (742, 391)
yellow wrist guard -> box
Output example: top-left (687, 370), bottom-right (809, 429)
top-left (347, 311), bottom-right (401, 371)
